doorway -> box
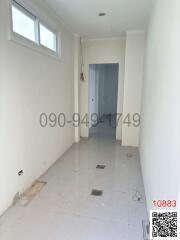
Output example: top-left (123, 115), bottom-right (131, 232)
top-left (88, 64), bottom-right (119, 139)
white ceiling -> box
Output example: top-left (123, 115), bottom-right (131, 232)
top-left (45, 0), bottom-right (153, 39)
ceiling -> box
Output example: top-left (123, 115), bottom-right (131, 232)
top-left (45, 0), bottom-right (154, 39)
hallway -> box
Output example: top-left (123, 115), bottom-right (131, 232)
top-left (1, 0), bottom-right (180, 239)
top-left (0, 131), bottom-right (148, 240)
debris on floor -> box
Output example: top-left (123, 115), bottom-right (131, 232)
top-left (13, 192), bottom-right (20, 205)
top-left (142, 219), bottom-right (150, 240)
top-left (19, 181), bottom-right (47, 206)
top-left (132, 189), bottom-right (144, 203)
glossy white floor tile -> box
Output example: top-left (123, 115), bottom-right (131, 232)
top-left (0, 122), bottom-right (148, 240)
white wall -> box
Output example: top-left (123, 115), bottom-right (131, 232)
top-left (122, 32), bottom-right (145, 147)
top-left (140, 0), bottom-right (180, 211)
top-left (74, 35), bottom-right (81, 142)
top-left (80, 39), bottom-right (126, 139)
top-left (178, 183), bottom-right (180, 211)
top-left (0, 0), bottom-right (74, 216)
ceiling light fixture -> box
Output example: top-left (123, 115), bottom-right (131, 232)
top-left (98, 13), bottom-right (106, 17)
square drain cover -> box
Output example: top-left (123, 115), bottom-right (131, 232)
top-left (127, 153), bottom-right (133, 158)
top-left (96, 165), bottom-right (106, 169)
top-left (91, 189), bottom-right (103, 196)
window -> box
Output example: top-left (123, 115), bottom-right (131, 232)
top-left (39, 24), bottom-right (57, 52)
top-left (12, 5), bottom-right (36, 42)
top-left (11, 0), bottom-right (58, 55)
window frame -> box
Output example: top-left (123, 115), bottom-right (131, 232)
top-left (39, 22), bottom-right (58, 53)
top-left (12, 1), bottom-right (38, 43)
top-left (9, 0), bottom-right (60, 59)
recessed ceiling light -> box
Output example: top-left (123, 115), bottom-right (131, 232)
top-left (98, 13), bottom-right (106, 17)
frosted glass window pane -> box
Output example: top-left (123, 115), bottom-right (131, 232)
top-left (12, 5), bottom-right (36, 42)
top-left (40, 24), bottom-right (57, 52)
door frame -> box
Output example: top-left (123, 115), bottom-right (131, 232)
top-left (88, 63), bottom-right (120, 137)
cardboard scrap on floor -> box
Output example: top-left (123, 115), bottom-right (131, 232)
top-left (19, 181), bottom-right (47, 206)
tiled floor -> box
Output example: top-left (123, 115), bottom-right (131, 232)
top-left (0, 120), bottom-right (148, 240)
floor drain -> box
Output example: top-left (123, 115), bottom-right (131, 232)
top-left (91, 189), bottom-right (103, 196)
top-left (127, 153), bottom-right (133, 158)
top-left (96, 165), bottom-right (106, 169)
